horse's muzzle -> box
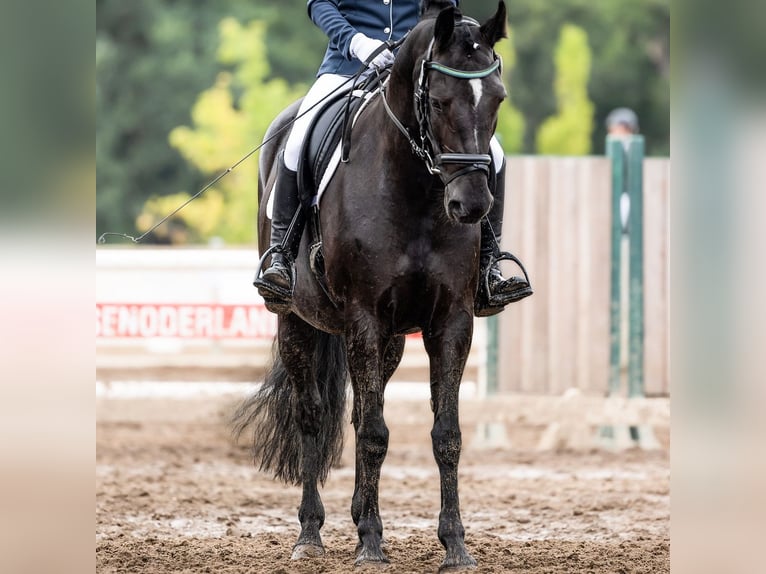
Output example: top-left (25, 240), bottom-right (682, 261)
top-left (445, 175), bottom-right (493, 224)
top-left (446, 197), bottom-right (491, 224)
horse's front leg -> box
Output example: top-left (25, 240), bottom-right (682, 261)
top-left (351, 335), bottom-right (405, 528)
top-left (278, 314), bottom-right (325, 559)
top-left (423, 310), bottom-right (477, 571)
top-left (347, 319), bottom-right (390, 565)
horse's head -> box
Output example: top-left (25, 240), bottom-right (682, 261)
top-left (411, 1), bottom-right (508, 224)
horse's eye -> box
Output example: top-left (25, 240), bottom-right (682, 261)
top-left (430, 99), bottom-right (444, 113)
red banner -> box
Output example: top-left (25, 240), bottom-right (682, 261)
top-left (96, 303), bottom-right (277, 339)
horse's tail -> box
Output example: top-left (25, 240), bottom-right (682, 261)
top-left (231, 333), bottom-right (348, 485)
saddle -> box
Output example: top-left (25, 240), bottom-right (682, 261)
top-left (297, 71), bottom-right (387, 209)
top-left (292, 72), bottom-right (386, 287)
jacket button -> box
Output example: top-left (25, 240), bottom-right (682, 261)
top-left (384, 26), bottom-right (391, 34)
top-left (383, 0), bottom-right (390, 4)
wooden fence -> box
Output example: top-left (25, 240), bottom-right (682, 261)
top-left (497, 156), bottom-right (670, 396)
top-left (96, 157), bottom-right (669, 397)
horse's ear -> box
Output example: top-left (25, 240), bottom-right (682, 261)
top-left (420, 0), bottom-right (455, 18)
top-left (480, 1), bottom-right (508, 47)
top-left (434, 6), bottom-right (455, 50)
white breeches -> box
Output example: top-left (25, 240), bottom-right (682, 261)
top-left (283, 74), bottom-right (351, 171)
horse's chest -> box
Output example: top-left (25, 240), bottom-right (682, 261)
top-left (327, 223), bottom-right (478, 308)
top-left (389, 236), bottom-right (477, 292)
top-left (393, 251), bottom-right (445, 279)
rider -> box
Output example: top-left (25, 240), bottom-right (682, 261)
top-left (257, 0), bottom-right (532, 314)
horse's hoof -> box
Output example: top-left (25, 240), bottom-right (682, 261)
top-left (439, 553), bottom-right (477, 572)
top-left (355, 537), bottom-right (388, 553)
top-left (354, 546), bottom-right (389, 567)
top-left (291, 543), bottom-right (325, 560)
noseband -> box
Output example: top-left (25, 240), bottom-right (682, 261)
top-left (381, 18), bottom-right (501, 186)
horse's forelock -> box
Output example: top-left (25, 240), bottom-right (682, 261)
top-left (433, 20), bottom-right (496, 68)
top-left (455, 24), bottom-right (479, 51)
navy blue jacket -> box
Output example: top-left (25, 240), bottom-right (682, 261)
top-left (307, 0), bottom-right (457, 77)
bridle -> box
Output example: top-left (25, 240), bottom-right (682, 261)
top-left (381, 18), bottom-right (502, 186)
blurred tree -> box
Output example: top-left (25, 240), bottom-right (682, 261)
top-left (97, 0), bottom-right (669, 244)
top-left (493, 30), bottom-right (525, 154)
top-left (588, 0), bottom-right (669, 154)
top-left (536, 25), bottom-right (594, 155)
top-left (96, 0), bottom-right (322, 242)
top-left (136, 19), bottom-right (305, 244)
top-left (506, 0), bottom-right (669, 155)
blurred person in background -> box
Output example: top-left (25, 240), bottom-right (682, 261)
top-left (606, 107), bottom-right (640, 138)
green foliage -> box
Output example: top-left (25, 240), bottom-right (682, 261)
top-left (136, 19), bottom-right (305, 244)
top-left (97, 1), bottom-right (245, 241)
top-left (506, 0), bottom-right (669, 155)
top-left (96, 0), bottom-right (669, 244)
top-left (536, 25), bottom-right (595, 155)
top-left (493, 31), bottom-right (525, 154)
top-left (96, 0), bottom-right (322, 242)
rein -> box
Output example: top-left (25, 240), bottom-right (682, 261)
top-left (381, 19), bottom-right (501, 184)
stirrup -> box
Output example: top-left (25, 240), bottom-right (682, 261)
top-left (475, 250), bottom-right (533, 317)
top-left (253, 245), bottom-right (296, 313)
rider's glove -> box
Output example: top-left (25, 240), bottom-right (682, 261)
top-left (349, 33), bottom-right (395, 69)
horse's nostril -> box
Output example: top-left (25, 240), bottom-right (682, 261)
top-left (448, 200), bottom-right (463, 216)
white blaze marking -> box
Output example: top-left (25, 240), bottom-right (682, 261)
top-left (469, 78), bottom-right (483, 148)
top-left (469, 78), bottom-right (483, 108)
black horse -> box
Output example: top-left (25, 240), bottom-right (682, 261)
top-left (234, 1), bottom-right (510, 569)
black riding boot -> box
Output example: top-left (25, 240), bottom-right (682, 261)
top-left (475, 160), bottom-right (533, 317)
top-left (255, 155), bottom-right (302, 307)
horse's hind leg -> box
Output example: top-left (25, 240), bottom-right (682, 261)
top-left (278, 313), bottom-right (326, 559)
top-left (423, 311), bottom-right (478, 570)
top-left (346, 322), bottom-right (396, 565)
